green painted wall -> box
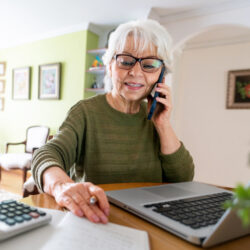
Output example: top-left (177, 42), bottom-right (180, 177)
top-left (0, 30), bottom-right (99, 153)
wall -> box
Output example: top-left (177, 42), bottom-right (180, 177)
top-left (0, 30), bottom-right (98, 153)
top-left (164, 5), bottom-right (250, 49)
top-left (173, 42), bottom-right (250, 187)
top-left (84, 31), bottom-right (99, 99)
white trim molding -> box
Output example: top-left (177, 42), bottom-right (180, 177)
top-left (184, 34), bottom-right (250, 50)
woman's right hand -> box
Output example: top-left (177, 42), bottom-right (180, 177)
top-left (43, 167), bottom-right (110, 224)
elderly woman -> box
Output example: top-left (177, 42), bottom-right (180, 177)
top-left (31, 19), bottom-right (194, 225)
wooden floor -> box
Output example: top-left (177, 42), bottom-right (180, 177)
top-left (0, 169), bottom-right (31, 196)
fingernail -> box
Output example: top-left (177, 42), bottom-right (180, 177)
top-left (77, 209), bottom-right (84, 217)
top-left (101, 215), bottom-right (108, 224)
top-left (104, 208), bottom-right (110, 216)
top-left (92, 215), bottom-right (100, 223)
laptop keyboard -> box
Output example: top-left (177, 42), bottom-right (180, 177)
top-left (144, 192), bottom-right (233, 229)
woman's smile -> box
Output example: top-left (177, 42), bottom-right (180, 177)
top-left (124, 81), bottom-right (144, 90)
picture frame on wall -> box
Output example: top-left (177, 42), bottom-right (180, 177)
top-left (0, 79), bottom-right (5, 93)
top-left (0, 62), bottom-right (6, 76)
top-left (12, 67), bottom-right (31, 100)
top-left (39, 63), bottom-right (61, 100)
top-left (0, 97), bottom-right (4, 111)
top-left (226, 69), bottom-right (250, 109)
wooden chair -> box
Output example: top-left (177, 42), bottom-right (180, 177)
top-left (22, 134), bottom-right (53, 197)
top-left (0, 126), bottom-right (50, 184)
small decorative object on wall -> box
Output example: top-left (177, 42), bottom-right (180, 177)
top-left (227, 69), bottom-right (250, 109)
top-left (0, 62), bottom-right (6, 76)
top-left (12, 67), bottom-right (31, 100)
top-left (0, 79), bottom-right (5, 93)
top-left (0, 97), bottom-right (4, 111)
top-left (39, 63), bottom-right (61, 100)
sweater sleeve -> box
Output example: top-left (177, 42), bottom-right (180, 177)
top-left (159, 142), bottom-right (195, 182)
top-left (31, 102), bottom-right (86, 192)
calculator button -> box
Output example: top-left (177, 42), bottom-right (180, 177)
top-left (0, 209), bottom-right (8, 214)
top-left (2, 200), bottom-right (14, 204)
top-left (0, 214), bottom-right (7, 221)
top-left (15, 210), bottom-right (23, 216)
top-left (9, 202), bottom-right (17, 207)
top-left (22, 204), bottom-right (30, 208)
top-left (37, 210), bottom-right (46, 216)
top-left (16, 206), bottom-right (23, 210)
top-left (7, 213), bottom-right (15, 218)
top-left (29, 212), bottom-right (40, 218)
top-left (22, 214), bottom-right (32, 221)
top-left (30, 207), bottom-right (38, 212)
top-left (2, 205), bottom-right (9, 209)
top-left (23, 209), bottom-right (31, 214)
top-left (5, 218), bottom-right (16, 226)
top-left (14, 216), bottom-right (24, 223)
top-left (8, 207), bottom-right (16, 212)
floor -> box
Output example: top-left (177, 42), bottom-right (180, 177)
top-left (0, 169), bottom-right (31, 196)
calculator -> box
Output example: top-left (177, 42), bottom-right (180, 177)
top-left (0, 199), bottom-right (52, 241)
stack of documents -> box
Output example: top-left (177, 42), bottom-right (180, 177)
top-left (0, 208), bottom-right (150, 250)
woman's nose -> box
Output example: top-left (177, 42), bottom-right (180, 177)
top-left (128, 61), bottom-right (143, 76)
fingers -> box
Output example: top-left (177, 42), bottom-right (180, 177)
top-left (54, 182), bottom-right (109, 224)
top-left (80, 183), bottom-right (110, 224)
top-left (87, 183), bottom-right (110, 216)
top-left (90, 204), bottom-right (109, 224)
top-left (56, 192), bottom-right (84, 217)
top-left (155, 83), bottom-right (172, 107)
top-left (155, 83), bottom-right (171, 97)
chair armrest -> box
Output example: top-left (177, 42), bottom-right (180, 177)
top-left (23, 176), bottom-right (39, 197)
top-left (48, 135), bottom-right (54, 141)
top-left (32, 147), bottom-right (39, 155)
top-left (5, 140), bottom-right (26, 153)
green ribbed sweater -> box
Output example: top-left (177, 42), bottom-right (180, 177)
top-left (32, 94), bottom-right (194, 191)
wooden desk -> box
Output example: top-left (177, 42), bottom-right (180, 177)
top-left (21, 183), bottom-right (250, 250)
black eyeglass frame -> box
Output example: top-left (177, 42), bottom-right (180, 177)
top-left (114, 54), bottom-right (164, 72)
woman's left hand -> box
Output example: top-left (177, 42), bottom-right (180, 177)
top-left (147, 81), bottom-right (181, 154)
top-left (148, 81), bottom-right (172, 129)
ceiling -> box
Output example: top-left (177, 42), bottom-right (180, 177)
top-left (0, 0), bottom-right (250, 49)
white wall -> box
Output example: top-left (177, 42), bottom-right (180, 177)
top-left (164, 5), bottom-right (250, 49)
top-left (173, 42), bottom-right (250, 187)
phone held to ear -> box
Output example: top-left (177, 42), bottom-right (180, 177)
top-left (147, 66), bottom-right (165, 120)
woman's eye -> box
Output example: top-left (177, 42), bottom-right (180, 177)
top-left (143, 64), bottom-right (154, 69)
top-left (121, 61), bottom-right (134, 66)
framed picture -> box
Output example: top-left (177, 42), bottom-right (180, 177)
top-left (0, 97), bottom-right (4, 111)
top-left (12, 67), bottom-right (31, 100)
top-left (39, 63), bottom-right (61, 100)
top-left (0, 79), bottom-right (5, 93)
top-left (0, 62), bottom-right (6, 76)
top-left (227, 69), bottom-right (250, 109)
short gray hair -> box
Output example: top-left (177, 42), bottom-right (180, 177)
top-left (102, 19), bottom-right (173, 92)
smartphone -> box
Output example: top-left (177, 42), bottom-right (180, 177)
top-left (147, 66), bottom-right (165, 120)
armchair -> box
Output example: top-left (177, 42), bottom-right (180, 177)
top-left (0, 125), bottom-right (50, 184)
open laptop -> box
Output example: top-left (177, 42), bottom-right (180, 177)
top-left (106, 181), bottom-right (250, 247)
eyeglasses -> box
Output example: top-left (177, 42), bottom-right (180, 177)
top-left (114, 54), bottom-right (164, 73)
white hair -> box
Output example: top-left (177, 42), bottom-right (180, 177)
top-left (102, 19), bottom-right (173, 92)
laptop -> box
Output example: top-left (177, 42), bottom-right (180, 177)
top-left (106, 181), bottom-right (250, 247)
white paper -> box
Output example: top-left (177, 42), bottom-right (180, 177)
top-left (0, 208), bottom-right (66, 250)
top-left (41, 212), bottom-right (149, 250)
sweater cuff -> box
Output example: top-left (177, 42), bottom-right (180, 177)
top-left (35, 161), bottom-right (64, 193)
top-left (159, 141), bottom-right (186, 164)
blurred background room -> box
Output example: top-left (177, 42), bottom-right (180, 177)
top-left (0, 0), bottom-right (249, 196)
